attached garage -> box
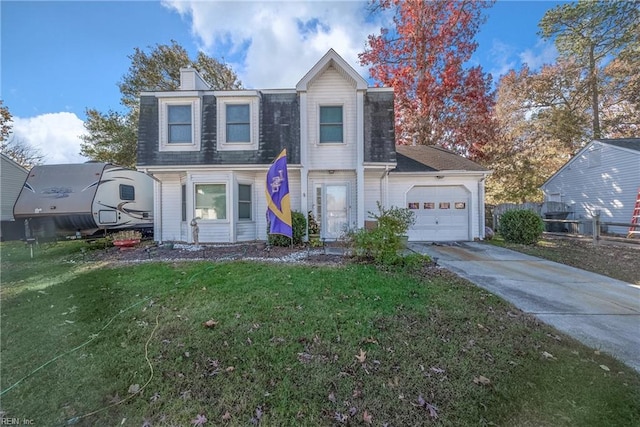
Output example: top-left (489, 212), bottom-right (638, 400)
top-left (387, 145), bottom-right (491, 242)
top-left (407, 185), bottom-right (471, 241)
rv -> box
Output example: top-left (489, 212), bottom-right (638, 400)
top-left (13, 162), bottom-right (154, 238)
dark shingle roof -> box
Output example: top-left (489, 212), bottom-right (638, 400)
top-left (597, 138), bottom-right (640, 152)
top-left (394, 145), bottom-right (488, 172)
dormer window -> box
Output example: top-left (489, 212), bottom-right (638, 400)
top-left (216, 93), bottom-right (260, 151)
top-left (319, 106), bottom-right (343, 143)
top-left (226, 104), bottom-right (250, 143)
top-left (168, 105), bottom-right (192, 143)
top-left (159, 97), bottom-right (201, 152)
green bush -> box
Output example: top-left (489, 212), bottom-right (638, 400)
top-left (499, 209), bottom-right (544, 245)
top-left (268, 211), bottom-right (306, 246)
top-left (348, 203), bottom-right (415, 265)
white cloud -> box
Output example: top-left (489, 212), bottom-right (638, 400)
top-left (11, 113), bottom-right (88, 165)
top-left (162, 0), bottom-right (383, 88)
top-left (519, 40), bottom-right (557, 70)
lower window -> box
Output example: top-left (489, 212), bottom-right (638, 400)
top-left (195, 184), bottom-right (227, 220)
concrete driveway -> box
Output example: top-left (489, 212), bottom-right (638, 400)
top-left (409, 241), bottom-right (640, 372)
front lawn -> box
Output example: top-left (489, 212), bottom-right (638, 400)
top-left (1, 241), bottom-right (639, 426)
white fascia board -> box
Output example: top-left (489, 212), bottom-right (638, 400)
top-left (213, 90), bottom-right (262, 98)
top-left (143, 91), bottom-right (202, 98)
top-left (139, 164), bottom-right (302, 173)
top-left (366, 87), bottom-right (394, 93)
top-left (389, 170), bottom-right (490, 178)
top-left (260, 89), bottom-right (297, 95)
top-left (363, 162), bottom-right (397, 169)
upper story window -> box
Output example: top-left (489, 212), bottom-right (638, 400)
top-left (168, 105), bottom-right (192, 143)
top-left (319, 106), bottom-right (343, 143)
top-left (226, 104), bottom-right (250, 143)
top-left (216, 93), bottom-right (260, 151)
top-left (159, 97), bottom-right (201, 152)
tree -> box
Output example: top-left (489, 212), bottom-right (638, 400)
top-left (0, 101), bottom-right (44, 169)
top-left (359, 0), bottom-right (496, 159)
top-left (0, 100), bottom-right (11, 142)
top-left (80, 41), bottom-right (242, 168)
top-left (483, 62), bottom-right (587, 203)
top-left (539, 0), bottom-right (639, 139)
top-left (1, 136), bottom-right (45, 170)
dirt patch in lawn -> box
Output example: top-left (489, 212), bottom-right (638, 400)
top-left (497, 234), bottom-right (639, 285)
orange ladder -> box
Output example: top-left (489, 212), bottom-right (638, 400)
top-left (629, 187), bottom-right (640, 238)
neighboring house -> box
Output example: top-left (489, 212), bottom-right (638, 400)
top-left (541, 138), bottom-right (640, 235)
top-left (1, 153), bottom-right (29, 241)
top-left (137, 49), bottom-right (490, 243)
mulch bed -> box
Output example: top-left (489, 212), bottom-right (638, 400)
top-left (87, 241), bottom-right (349, 267)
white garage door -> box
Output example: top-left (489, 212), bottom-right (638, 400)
top-left (406, 186), bottom-right (470, 241)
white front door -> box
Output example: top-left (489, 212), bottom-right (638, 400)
top-left (324, 184), bottom-right (348, 239)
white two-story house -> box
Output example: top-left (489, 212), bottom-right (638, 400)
top-left (137, 49), bottom-right (490, 244)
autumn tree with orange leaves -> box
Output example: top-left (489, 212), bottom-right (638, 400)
top-left (359, 0), bottom-right (496, 159)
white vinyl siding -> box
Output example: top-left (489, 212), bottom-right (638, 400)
top-left (543, 142), bottom-right (640, 235)
top-left (306, 67), bottom-right (357, 170)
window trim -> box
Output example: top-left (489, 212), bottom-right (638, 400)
top-left (217, 96), bottom-right (260, 151)
top-left (159, 97), bottom-right (201, 152)
top-left (194, 183), bottom-right (228, 221)
top-left (318, 105), bottom-right (344, 144)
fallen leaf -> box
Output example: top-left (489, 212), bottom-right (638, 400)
top-left (191, 413), bottom-right (207, 426)
top-left (473, 376), bottom-right (491, 386)
top-left (599, 364), bottom-right (610, 371)
top-left (363, 410), bottom-right (373, 424)
top-left (225, 366), bottom-right (235, 372)
top-left (203, 319), bottom-right (218, 328)
top-left (355, 349), bottom-right (367, 363)
top-left (334, 412), bottom-right (348, 423)
top-left (328, 392), bottom-right (336, 403)
top-left (128, 384), bottom-right (140, 394)
top-left (542, 351), bottom-right (555, 360)
top-left (222, 411), bottom-right (231, 421)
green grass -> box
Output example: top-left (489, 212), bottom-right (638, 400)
top-left (1, 241), bottom-right (639, 426)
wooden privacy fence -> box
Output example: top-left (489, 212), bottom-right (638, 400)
top-left (489, 202), bottom-right (638, 244)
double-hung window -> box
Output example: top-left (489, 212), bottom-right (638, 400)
top-left (195, 184), bottom-right (227, 220)
top-left (226, 104), bottom-right (251, 143)
top-left (319, 106), bottom-right (343, 143)
top-left (159, 98), bottom-right (201, 151)
top-left (238, 184), bottom-right (252, 220)
top-left (168, 105), bottom-right (192, 143)
top-left (216, 94), bottom-right (260, 151)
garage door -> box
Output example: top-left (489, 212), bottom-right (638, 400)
top-left (406, 186), bottom-right (470, 241)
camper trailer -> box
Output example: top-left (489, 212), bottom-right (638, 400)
top-left (13, 162), bottom-right (154, 238)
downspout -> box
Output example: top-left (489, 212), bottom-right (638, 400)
top-left (478, 175), bottom-right (487, 239)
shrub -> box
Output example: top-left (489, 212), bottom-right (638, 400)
top-left (347, 203), bottom-right (415, 265)
top-left (268, 211), bottom-right (306, 246)
top-left (499, 209), bottom-right (544, 245)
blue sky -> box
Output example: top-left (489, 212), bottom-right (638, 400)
top-left (1, 0), bottom-right (565, 164)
